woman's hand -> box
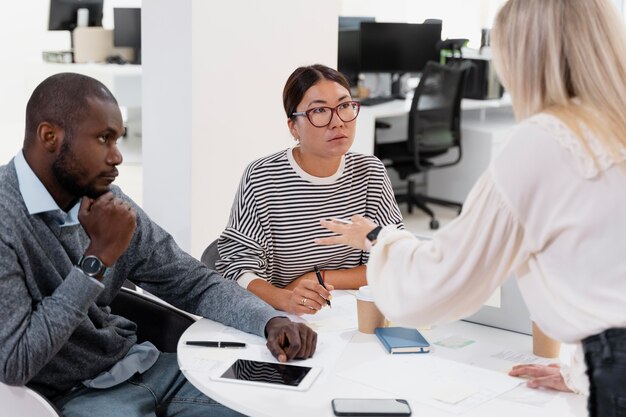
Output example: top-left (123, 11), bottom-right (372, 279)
top-left (286, 279), bottom-right (333, 316)
top-left (284, 271), bottom-right (316, 291)
top-left (509, 364), bottom-right (573, 392)
top-left (316, 215), bottom-right (379, 250)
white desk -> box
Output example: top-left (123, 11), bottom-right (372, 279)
top-left (177, 292), bottom-right (585, 417)
top-left (352, 96), bottom-right (516, 203)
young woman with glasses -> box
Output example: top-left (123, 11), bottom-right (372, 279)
top-left (215, 64), bottom-right (403, 315)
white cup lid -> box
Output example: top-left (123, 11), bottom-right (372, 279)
top-left (356, 285), bottom-right (374, 301)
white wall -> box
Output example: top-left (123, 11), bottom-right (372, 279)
top-left (142, 0), bottom-right (339, 257)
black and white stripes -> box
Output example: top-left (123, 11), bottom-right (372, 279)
top-left (216, 148), bottom-right (403, 288)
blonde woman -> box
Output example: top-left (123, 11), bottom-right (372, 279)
top-left (317, 0), bottom-right (626, 415)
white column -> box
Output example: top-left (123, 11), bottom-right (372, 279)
top-left (142, 1), bottom-right (339, 257)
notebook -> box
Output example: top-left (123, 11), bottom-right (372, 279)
top-left (375, 327), bottom-right (430, 354)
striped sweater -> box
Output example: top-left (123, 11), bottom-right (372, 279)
top-left (216, 148), bottom-right (403, 288)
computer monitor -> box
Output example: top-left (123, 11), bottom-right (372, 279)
top-left (48, 0), bottom-right (103, 31)
top-left (359, 22), bottom-right (442, 74)
top-left (114, 8), bottom-right (141, 65)
top-left (337, 30), bottom-right (360, 86)
top-left (338, 16), bottom-right (375, 31)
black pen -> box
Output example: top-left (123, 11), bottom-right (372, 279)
top-left (185, 341), bottom-right (246, 348)
top-left (314, 266), bottom-right (332, 308)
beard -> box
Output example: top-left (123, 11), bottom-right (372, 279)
top-left (51, 139), bottom-right (105, 199)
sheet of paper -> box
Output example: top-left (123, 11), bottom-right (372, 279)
top-left (337, 354), bottom-right (521, 414)
top-left (434, 335), bottom-right (476, 349)
top-left (427, 381), bottom-right (478, 404)
top-left (428, 335), bottom-right (554, 374)
top-left (498, 384), bottom-right (558, 407)
top-left (296, 292), bottom-right (358, 333)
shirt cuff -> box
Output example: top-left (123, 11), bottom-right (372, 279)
top-left (74, 266), bottom-right (105, 288)
top-left (237, 272), bottom-right (266, 289)
top-left (560, 344), bottom-right (589, 396)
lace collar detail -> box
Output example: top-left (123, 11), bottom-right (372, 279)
top-left (526, 113), bottom-right (626, 178)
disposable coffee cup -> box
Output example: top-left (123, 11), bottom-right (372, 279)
top-left (355, 286), bottom-right (386, 334)
top-left (532, 321), bottom-right (561, 358)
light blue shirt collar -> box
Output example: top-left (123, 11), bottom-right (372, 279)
top-left (14, 150), bottom-right (80, 227)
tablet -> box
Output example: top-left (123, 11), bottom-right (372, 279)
top-left (210, 359), bottom-right (321, 391)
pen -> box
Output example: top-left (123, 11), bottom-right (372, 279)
top-left (185, 341), bottom-right (246, 348)
top-left (314, 266), bottom-right (332, 308)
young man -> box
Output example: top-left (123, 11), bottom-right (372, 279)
top-left (0, 73), bottom-right (317, 417)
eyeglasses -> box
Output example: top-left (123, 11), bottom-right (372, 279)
top-left (291, 101), bottom-right (361, 128)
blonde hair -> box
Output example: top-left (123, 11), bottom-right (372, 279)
top-left (492, 0), bottom-right (626, 161)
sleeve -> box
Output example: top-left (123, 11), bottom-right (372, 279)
top-left (116, 190), bottom-right (279, 339)
top-left (0, 239), bottom-right (103, 385)
top-left (367, 168), bottom-right (529, 327)
top-left (367, 156), bottom-right (404, 229)
top-left (560, 344), bottom-right (590, 396)
top-left (215, 165), bottom-right (270, 283)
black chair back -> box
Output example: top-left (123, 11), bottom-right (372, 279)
top-left (200, 239), bottom-right (220, 269)
top-left (109, 288), bottom-right (195, 353)
top-left (407, 60), bottom-right (471, 170)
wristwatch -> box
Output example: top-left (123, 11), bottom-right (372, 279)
top-left (364, 225), bottom-right (383, 250)
top-left (77, 255), bottom-right (109, 279)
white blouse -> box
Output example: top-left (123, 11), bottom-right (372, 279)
top-left (367, 113), bottom-right (626, 394)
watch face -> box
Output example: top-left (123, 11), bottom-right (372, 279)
top-left (81, 256), bottom-right (103, 275)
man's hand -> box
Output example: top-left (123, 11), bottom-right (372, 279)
top-left (265, 317), bottom-right (317, 362)
top-left (79, 192), bottom-right (137, 266)
top-left (509, 364), bottom-right (573, 392)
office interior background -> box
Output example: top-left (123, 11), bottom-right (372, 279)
top-left (1, 0), bottom-right (625, 259)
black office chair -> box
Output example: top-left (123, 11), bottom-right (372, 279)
top-left (375, 60), bottom-right (471, 229)
top-left (109, 287), bottom-right (196, 353)
top-left (200, 239), bottom-right (221, 270)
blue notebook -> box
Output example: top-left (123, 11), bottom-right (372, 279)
top-left (375, 327), bottom-right (430, 354)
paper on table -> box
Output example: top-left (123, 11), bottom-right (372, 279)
top-left (298, 292), bottom-right (357, 333)
top-left (337, 354), bottom-right (521, 414)
top-left (434, 335), bottom-right (476, 349)
top-left (427, 381), bottom-right (478, 404)
top-left (498, 384), bottom-right (557, 407)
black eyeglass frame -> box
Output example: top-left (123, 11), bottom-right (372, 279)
top-left (291, 100), bottom-right (361, 128)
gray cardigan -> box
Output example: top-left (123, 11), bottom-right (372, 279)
top-left (0, 160), bottom-right (280, 398)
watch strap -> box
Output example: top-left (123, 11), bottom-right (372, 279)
top-left (364, 225), bottom-right (383, 251)
top-left (366, 225), bottom-right (383, 242)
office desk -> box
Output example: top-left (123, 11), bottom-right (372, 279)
top-left (352, 96), bottom-right (516, 202)
top-left (177, 292), bottom-right (585, 417)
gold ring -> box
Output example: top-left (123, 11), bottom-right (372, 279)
top-left (301, 298), bottom-right (307, 306)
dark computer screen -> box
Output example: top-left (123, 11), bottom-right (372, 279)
top-left (359, 22), bottom-right (442, 73)
top-left (113, 8), bottom-right (141, 64)
top-left (338, 16), bottom-right (375, 31)
top-left (48, 0), bottom-right (103, 31)
top-left (337, 30), bottom-right (360, 85)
